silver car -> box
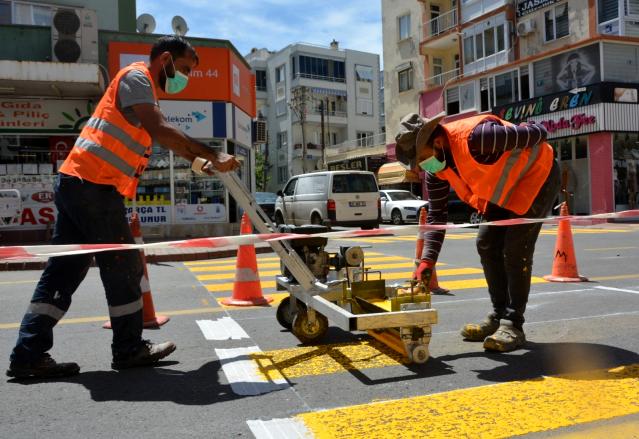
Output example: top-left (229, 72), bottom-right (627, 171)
top-left (379, 190), bottom-right (428, 225)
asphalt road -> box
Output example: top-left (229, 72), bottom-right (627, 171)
top-left (1, 223), bottom-right (639, 438)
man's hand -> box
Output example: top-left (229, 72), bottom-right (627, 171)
top-left (414, 260), bottom-right (433, 285)
top-left (202, 152), bottom-right (241, 173)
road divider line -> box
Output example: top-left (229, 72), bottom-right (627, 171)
top-left (594, 286), bottom-right (639, 295)
top-left (215, 346), bottom-right (289, 396)
top-left (247, 418), bottom-right (312, 439)
top-left (196, 316), bottom-right (250, 340)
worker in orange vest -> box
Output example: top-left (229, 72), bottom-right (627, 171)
top-left (8, 36), bottom-right (239, 379)
top-left (396, 112), bottom-right (559, 352)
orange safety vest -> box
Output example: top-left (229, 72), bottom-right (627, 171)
top-left (437, 114), bottom-right (554, 215)
top-left (59, 62), bottom-right (157, 199)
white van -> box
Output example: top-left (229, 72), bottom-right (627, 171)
top-left (274, 171), bottom-right (380, 229)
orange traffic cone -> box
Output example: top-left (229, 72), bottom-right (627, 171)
top-left (221, 213), bottom-right (273, 306)
top-left (543, 202), bottom-right (588, 282)
top-left (103, 213), bottom-right (170, 329)
top-left (415, 208), bottom-right (450, 294)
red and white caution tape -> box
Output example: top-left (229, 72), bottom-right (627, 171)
top-left (1, 210), bottom-right (638, 261)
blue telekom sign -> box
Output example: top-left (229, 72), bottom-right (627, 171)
top-left (517, 0), bottom-right (558, 17)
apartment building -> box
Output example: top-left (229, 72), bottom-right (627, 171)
top-left (416, 0), bottom-right (639, 215)
top-left (246, 42), bottom-right (380, 192)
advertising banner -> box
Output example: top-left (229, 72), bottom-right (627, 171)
top-left (0, 99), bottom-right (92, 134)
top-left (160, 100), bottom-right (214, 139)
top-left (175, 203), bottom-right (226, 223)
top-left (533, 44), bottom-right (600, 96)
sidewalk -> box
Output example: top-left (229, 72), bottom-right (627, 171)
top-left (0, 243), bottom-right (275, 271)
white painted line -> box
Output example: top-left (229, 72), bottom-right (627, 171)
top-left (215, 346), bottom-right (288, 396)
top-left (247, 418), bottom-right (312, 439)
top-left (594, 286), bottom-right (639, 295)
top-left (196, 317), bottom-right (250, 340)
top-left (435, 288), bottom-right (595, 305)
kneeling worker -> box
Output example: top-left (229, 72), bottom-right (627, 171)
top-left (7, 36), bottom-right (239, 379)
top-left (395, 112), bottom-right (559, 352)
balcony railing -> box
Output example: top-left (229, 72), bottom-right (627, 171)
top-left (424, 9), bottom-right (457, 39)
top-left (426, 68), bottom-right (460, 88)
top-left (309, 106), bottom-right (347, 118)
top-left (326, 133), bottom-right (386, 156)
top-left (293, 72), bottom-right (346, 83)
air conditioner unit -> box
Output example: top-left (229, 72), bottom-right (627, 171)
top-left (51, 8), bottom-right (98, 63)
top-left (516, 19), bottom-right (536, 37)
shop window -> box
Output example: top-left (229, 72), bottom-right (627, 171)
top-left (460, 83), bottom-right (475, 111)
top-left (545, 3), bottom-right (569, 42)
top-left (398, 14), bottom-right (411, 40)
top-left (398, 67), bottom-right (413, 92)
top-left (494, 70), bottom-right (519, 107)
top-left (520, 66), bottom-right (531, 100)
top-left (446, 86), bottom-right (460, 115)
top-left (575, 136), bottom-right (588, 159)
top-left (613, 133), bottom-right (639, 209)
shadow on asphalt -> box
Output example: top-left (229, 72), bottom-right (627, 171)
top-left (436, 342), bottom-right (639, 383)
top-left (8, 360), bottom-right (270, 405)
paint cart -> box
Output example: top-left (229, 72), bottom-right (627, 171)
top-left (215, 170), bottom-right (437, 364)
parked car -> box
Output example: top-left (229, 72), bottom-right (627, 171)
top-left (274, 171), bottom-right (380, 230)
top-left (254, 191), bottom-right (278, 221)
top-left (447, 191), bottom-right (484, 224)
top-left (379, 189), bottom-right (428, 225)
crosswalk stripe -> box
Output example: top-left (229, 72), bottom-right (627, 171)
top-left (290, 363), bottom-right (639, 439)
top-left (184, 256), bottom-right (281, 266)
top-left (207, 281), bottom-right (276, 292)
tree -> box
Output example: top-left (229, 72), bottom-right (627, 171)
top-left (255, 148), bottom-right (271, 191)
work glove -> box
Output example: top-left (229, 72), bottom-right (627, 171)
top-left (414, 260), bottom-right (434, 285)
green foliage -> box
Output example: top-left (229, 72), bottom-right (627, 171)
top-left (255, 149), bottom-right (271, 191)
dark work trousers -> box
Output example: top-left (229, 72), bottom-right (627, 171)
top-left (476, 160), bottom-right (560, 330)
top-left (10, 173), bottom-right (144, 363)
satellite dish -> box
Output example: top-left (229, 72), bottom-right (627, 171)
top-left (136, 13), bottom-right (156, 34)
top-left (171, 15), bottom-right (189, 36)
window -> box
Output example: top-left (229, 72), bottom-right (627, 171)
top-left (12, 2), bottom-right (52, 26)
top-left (0, 1), bottom-right (11, 24)
top-left (520, 66), bottom-right (530, 100)
top-left (276, 65), bottom-right (285, 83)
top-left (295, 55), bottom-right (345, 82)
top-left (475, 33), bottom-right (484, 60)
top-left (545, 3), bottom-right (569, 42)
top-left (433, 57), bottom-right (443, 84)
top-left (597, 0), bottom-right (618, 23)
top-left (255, 70), bottom-right (267, 91)
top-left (282, 176), bottom-right (296, 193)
top-left (296, 175), bottom-right (327, 194)
top-left (463, 22), bottom-right (508, 68)
top-left (357, 131), bottom-right (375, 146)
top-left (480, 77), bottom-right (494, 112)
top-left (332, 174), bottom-right (378, 193)
top-left (460, 83), bottom-right (475, 111)
top-left (497, 24), bottom-right (505, 52)
top-left (398, 67), bottom-right (413, 92)
top-left (277, 131), bottom-right (288, 149)
top-left (463, 37), bottom-right (474, 64)
top-left (484, 28), bottom-right (495, 57)
top-left (399, 14), bottom-right (411, 40)
top-left (446, 87), bottom-right (460, 114)
top-left (276, 100), bottom-right (287, 117)
top-left (355, 65), bottom-right (374, 82)
top-left (494, 70), bottom-right (519, 106)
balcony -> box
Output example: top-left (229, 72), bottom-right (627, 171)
top-left (425, 68), bottom-right (461, 88)
top-left (325, 133), bottom-right (387, 161)
top-left (422, 9), bottom-right (459, 50)
top-left (293, 72), bottom-right (346, 83)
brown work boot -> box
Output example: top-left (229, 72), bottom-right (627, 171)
top-left (111, 340), bottom-right (176, 370)
top-left (483, 321), bottom-right (526, 352)
top-left (461, 316), bottom-right (500, 341)
top-left (6, 354), bottom-right (80, 379)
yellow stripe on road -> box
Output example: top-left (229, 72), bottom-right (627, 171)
top-left (297, 363), bottom-right (639, 439)
top-left (251, 339), bottom-right (407, 380)
top-left (205, 280), bottom-right (276, 292)
top-left (0, 279), bottom-right (38, 285)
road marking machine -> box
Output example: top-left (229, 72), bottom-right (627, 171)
top-left (215, 169), bottom-right (438, 364)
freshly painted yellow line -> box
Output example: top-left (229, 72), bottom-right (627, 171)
top-left (0, 306), bottom-right (224, 330)
top-left (540, 228), bottom-right (631, 235)
top-left (251, 339), bottom-right (407, 380)
top-left (297, 363), bottom-right (639, 439)
top-left (547, 417), bottom-right (639, 438)
top-left (438, 276), bottom-right (546, 291)
top-left (197, 269), bottom-right (283, 281)
top-left (206, 280), bottom-right (276, 292)
top-left (0, 279), bottom-right (38, 285)
top-left (584, 246), bottom-right (638, 251)
top-left (184, 256), bottom-right (279, 266)
top-left (590, 274), bottom-right (639, 281)
top-left (363, 268), bottom-right (484, 282)
top-left (217, 292), bottom-right (290, 308)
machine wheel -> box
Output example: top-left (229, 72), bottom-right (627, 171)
top-left (292, 307), bottom-right (328, 344)
top-left (274, 211), bottom-right (284, 225)
top-left (469, 211), bottom-right (484, 225)
top-left (310, 212), bottom-right (322, 225)
top-left (391, 209), bottom-right (403, 225)
top-left (276, 296), bottom-right (297, 330)
top-left (410, 345), bottom-right (430, 364)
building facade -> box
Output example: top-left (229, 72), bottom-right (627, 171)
top-left (246, 42), bottom-right (381, 192)
top-left (415, 0), bottom-right (639, 214)
top-left (0, 0), bottom-right (255, 243)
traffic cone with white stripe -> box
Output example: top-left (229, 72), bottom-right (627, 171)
top-left (103, 213), bottom-right (170, 329)
top-left (221, 213), bottom-right (273, 306)
top-left (416, 208), bottom-right (449, 294)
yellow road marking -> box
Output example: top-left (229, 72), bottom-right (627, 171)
top-left (0, 306), bottom-right (224, 330)
top-left (297, 363), bottom-right (639, 439)
top-left (197, 269), bottom-right (283, 281)
top-left (0, 279), bottom-right (38, 285)
top-left (590, 274), bottom-right (639, 281)
top-left (251, 339), bottom-right (407, 380)
top-left (547, 417), bottom-right (639, 438)
top-left (540, 228), bottom-right (631, 235)
top-left (206, 280), bottom-right (276, 292)
top-left (217, 292), bottom-right (289, 308)
top-left (585, 246), bottom-right (638, 251)
top-left (184, 256), bottom-right (280, 266)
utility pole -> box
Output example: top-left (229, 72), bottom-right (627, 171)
top-left (289, 86), bottom-right (308, 174)
top-left (320, 99), bottom-right (326, 170)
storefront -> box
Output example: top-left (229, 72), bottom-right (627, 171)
top-left (492, 82), bottom-right (639, 215)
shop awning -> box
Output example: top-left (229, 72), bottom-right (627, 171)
top-left (377, 161), bottom-right (420, 185)
top-left (310, 87), bottom-right (347, 97)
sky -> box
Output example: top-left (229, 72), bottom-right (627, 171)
top-left (136, 0), bottom-right (383, 58)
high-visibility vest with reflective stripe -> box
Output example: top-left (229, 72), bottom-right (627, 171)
top-left (437, 114), bottom-right (554, 215)
top-left (60, 62), bottom-right (157, 198)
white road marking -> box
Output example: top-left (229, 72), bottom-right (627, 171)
top-left (594, 286), bottom-right (639, 295)
top-left (247, 418), bottom-right (312, 439)
top-left (215, 346), bottom-right (289, 396)
top-left (196, 317), bottom-right (249, 340)
top-left (435, 288), bottom-right (595, 305)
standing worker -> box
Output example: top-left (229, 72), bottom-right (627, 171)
top-left (7, 36), bottom-right (240, 379)
top-left (396, 112), bottom-right (559, 352)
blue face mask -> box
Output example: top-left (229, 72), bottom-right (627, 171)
top-left (419, 155), bottom-right (446, 173)
top-left (163, 57), bottom-right (189, 94)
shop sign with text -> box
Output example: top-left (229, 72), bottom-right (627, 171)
top-left (175, 203), bottom-right (226, 223)
top-left (0, 99), bottom-right (93, 134)
top-left (160, 100), bottom-right (213, 139)
top-left (126, 205), bottom-right (170, 225)
top-left (532, 113), bottom-right (598, 134)
top-left (328, 157), bottom-right (368, 171)
top-left (517, 0), bottom-right (558, 17)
